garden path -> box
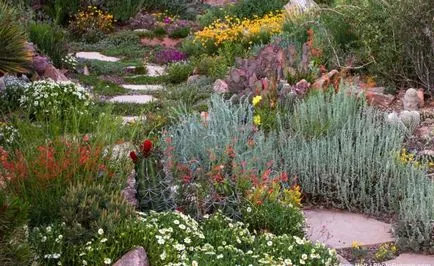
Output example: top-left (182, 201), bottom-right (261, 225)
top-left (304, 209), bottom-right (434, 265)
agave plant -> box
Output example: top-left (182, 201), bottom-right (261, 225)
top-left (0, 3), bottom-right (32, 76)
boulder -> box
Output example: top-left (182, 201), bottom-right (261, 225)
top-left (121, 171), bottom-right (138, 208)
top-left (0, 76), bottom-right (5, 91)
top-left (42, 64), bottom-right (68, 82)
top-left (365, 91), bottom-right (395, 107)
top-left (213, 79), bottom-right (229, 94)
top-left (311, 70), bottom-right (339, 91)
top-left (113, 247), bottom-right (149, 266)
top-left (187, 74), bottom-right (207, 85)
top-left (33, 55), bottom-right (50, 75)
top-left (285, 0), bottom-right (318, 17)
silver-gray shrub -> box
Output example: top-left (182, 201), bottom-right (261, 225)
top-left (162, 89), bottom-right (434, 251)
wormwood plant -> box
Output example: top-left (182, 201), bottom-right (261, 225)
top-left (163, 89), bottom-right (434, 252)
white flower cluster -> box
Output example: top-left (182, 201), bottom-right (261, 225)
top-left (62, 55), bottom-right (78, 70)
top-left (20, 80), bottom-right (92, 118)
top-left (0, 122), bottom-right (19, 145)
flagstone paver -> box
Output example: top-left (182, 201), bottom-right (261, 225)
top-left (121, 84), bottom-right (164, 91)
top-left (109, 95), bottom-right (157, 104)
top-left (146, 64), bottom-right (166, 76)
top-left (76, 52), bottom-right (120, 62)
top-left (304, 209), bottom-right (394, 249)
top-left (384, 253), bottom-right (434, 265)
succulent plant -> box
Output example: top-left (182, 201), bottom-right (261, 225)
top-left (225, 37), bottom-right (317, 96)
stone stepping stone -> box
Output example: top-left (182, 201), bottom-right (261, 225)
top-left (109, 95), bottom-right (157, 104)
top-left (146, 64), bottom-right (166, 77)
top-left (76, 52), bottom-right (120, 62)
top-left (121, 84), bottom-right (163, 91)
top-left (384, 253), bottom-right (434, 265)
top-left (304, 209), bottom-right (394, 249)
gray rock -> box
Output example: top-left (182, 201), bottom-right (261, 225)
top-left (187, 74), bottom-right (207, 85)
top-left (113, 246), bottom-right (149, 266)
top-left (121, 171), bottom-right (138, 208)
top-left (213, 79), bottom-right (229, 94)
top-left (403, 88), bottom-right (419, 111)
top-left (0, 76), bottom-right (5, 91)
top-left (33, 55), bottom-right (50, 75)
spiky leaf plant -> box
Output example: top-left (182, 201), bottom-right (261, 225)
top-left (0, 2), bottom-right (32, 75)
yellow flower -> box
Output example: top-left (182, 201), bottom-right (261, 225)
top-left (252, 95), bottom-right (262, 106)
top-left (352, 241), bottom-right (362, 249)
top-left (253, 115), bottom-right (261, 126)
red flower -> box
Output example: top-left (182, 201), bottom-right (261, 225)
top-left (129, 151), bottom-right (138, 163)
top-left (141, 139), bottom-right (153, 157)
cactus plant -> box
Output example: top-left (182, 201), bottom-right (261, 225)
top-left (130, 139), bottom-right (174, 212)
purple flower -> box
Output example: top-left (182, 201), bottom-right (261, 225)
top-left (163, 17), bottom-right (172, 24)
top-left (154, 49), bottom-right (187, 65)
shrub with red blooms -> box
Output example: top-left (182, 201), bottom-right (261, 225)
top-left (0, 138), bottom-right (115, 225)
top-left (141, 139), bottom-right (153, 156)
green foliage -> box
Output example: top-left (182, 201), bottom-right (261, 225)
top-left (29, 22), bottom-right (67, 67)
top-left (168, 26), bottom-right (190, 39)
top-left (0, 192), bottom-right (33, 266)
top-left (103, 0), bottom-right (145, 21)
top-left (153, 26), bottom-right (167, 37)
top-left (142, 0), bottom-right (190, 16)
top-left (192, 55), bottom-right (227, 80)
top-left (32, 210), bottom-right (337, 265)
top-left (0, 2), bottom-right (32, 75)
top-left (166, 62), bottom-right (194, 84)
top-left (242, 200), bottom-right (304, 236)
top-left (44, 0), bottom-right (80, 25)
top-left (76, 74), bottom-right (127, 96)
top-left (70, 31), bottom-right (150, 61)
top-left (60, 182), bottom-right (135, 244)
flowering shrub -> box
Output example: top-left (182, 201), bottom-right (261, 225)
top-left (1, 137), bottom-right (114, 225)
top-left (0, 75), bottom-right (28, 112)
top-left (20, 80), bottom-right (91, 119)
top-left (69, 6), bottom-right (114, 42)
top-left (61, 55), bottom-right (78, 71)
top-left (153, 49), bottom-right (187, 65)
top-left (31, 211), bottom-right (338, 266)
top-left (0, 123), bottom-right (19, 148)
top-left (194, 12), bottom-right (284, 49)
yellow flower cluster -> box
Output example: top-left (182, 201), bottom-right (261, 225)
top-left (398, 148), bottom-right (434, 169)
top-left (194, 11), bottom-right (284, 47)
top-left (71, 6), bottom-right (114, 34)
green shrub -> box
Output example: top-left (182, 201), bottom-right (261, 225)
top-left (166, 62), bottom-right (194, 84)
top-left (142, 0), bottom-right (189, 17)
top-left (60, 182), bottom-right (135, 244)
top-left (0, 192), bottom-right (33, 266)
top-left (20, 80), bottom-right (92, 120)
top-left (28, 22), bottom-right (67, 67)
top-left (0, 2), bottom-right (32, 75)
top-left (231, 0), bottom-right (287, 19)
top-left (44, 0), bottom-right (80, 25)
top-left (242, 199), bottom-right (304, 236)
top-left (153, 26), bottom-right (167, 37)
top-left (103, 0), bottom-right (145, 21)
top-left (168, 27), bottom-right (190, 39)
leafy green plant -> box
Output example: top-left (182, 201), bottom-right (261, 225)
top-left (0, 2), bottom-right (32, 75)
top-left (43, 0), bottom-right (80, 25)
top-left (29, 22), bottom-right (67, 67)
top-left (168, 26), bottom-right (190, 39)
top-left (60, 181), bottom-right (135, 244)
top-left (0, 192), bottom-right (33, 266)
top-left (103, 0), bottom-right (145, 21)
top-left (166, 62), bottom-right (194, 84)
top-left (153, 26), bottom-right (167, 37)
